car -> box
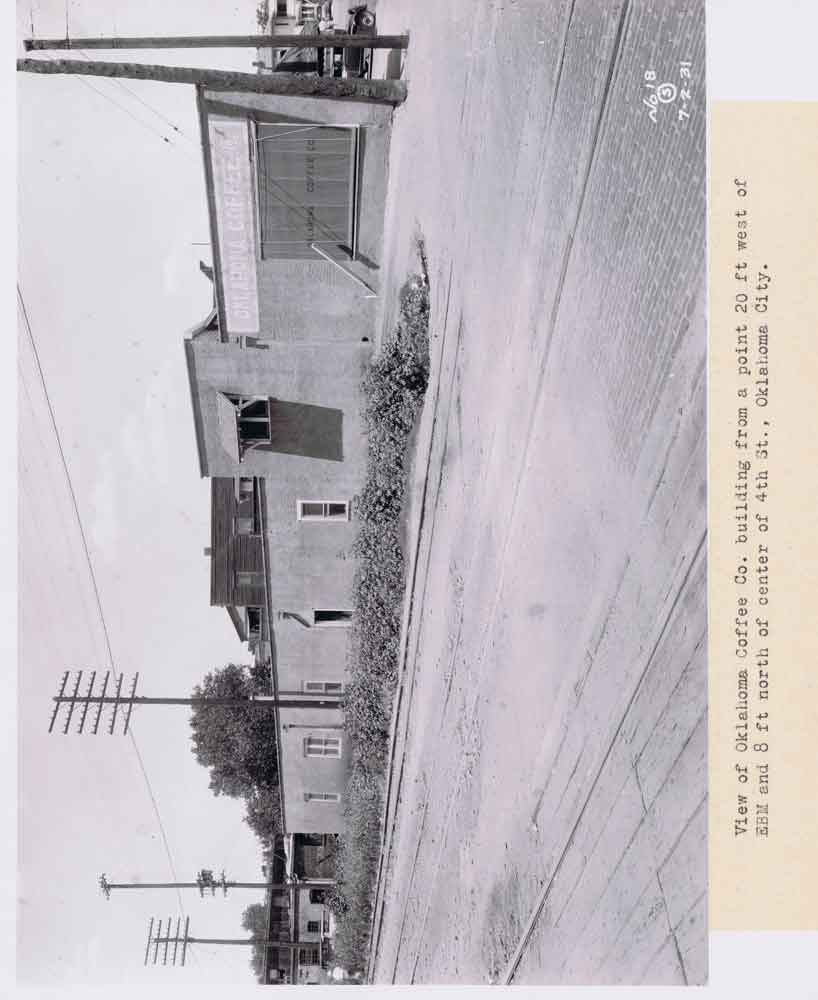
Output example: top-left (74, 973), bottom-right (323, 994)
top-left (334, 5), bottom-right (376, 78)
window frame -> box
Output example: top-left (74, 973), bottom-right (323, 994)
top-left (296, 500), bottom-right (350, 522)
top-left (299, 947), bottom-right (320, 967)
top-left (246, 606), bottom-right (263, 638)
top-left (303, 735), bottom-right (342, 759)
top-left (303, 681), bottom-right (345, 695)
top-left (313, 609), bottom-right (353, 627)
top-left (235, 476), bottom-right (259, 534)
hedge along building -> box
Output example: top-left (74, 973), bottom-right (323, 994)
top-left (185, 85), bottom-right (394, 833)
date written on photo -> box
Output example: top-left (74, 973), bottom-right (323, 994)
top-left (641, 61), bottom-right (694, 123)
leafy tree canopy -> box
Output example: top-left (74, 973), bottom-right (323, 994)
top-left (189, 663), bottom-right (279, 800)
top-left (244, 786), bottom-right (283, 842)
top-left (241, 901), bottom-right (268, 937)
top-left (241, 902), bottom-right (268, 981)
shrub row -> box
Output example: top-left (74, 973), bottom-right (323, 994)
top-left (329, 267), bottom-right (431, 970)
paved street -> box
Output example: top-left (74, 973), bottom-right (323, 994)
top-left (369, 0), bottom-right (706, 985)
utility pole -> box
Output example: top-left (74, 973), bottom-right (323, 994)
top-left (144, 917), bottom-right (312, 967)
top-left (48, 670), bottom-right (344, 735)
top-left (16, 58), bottom-right (407, 105)
top-left (23, 33), bottom-right (409, 52)
top-left (99, 870), bottom-right (335, 898)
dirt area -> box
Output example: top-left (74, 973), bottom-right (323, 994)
top-left (368, 0), bottom-right (706, 986)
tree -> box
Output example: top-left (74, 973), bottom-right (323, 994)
top-left (241, 902), bottom-right (268, 982)
top-left (189, 663), bottom-right (279, 799)
top-left (244, 785), bottom-right (283, 842)
top-left (256, 1), bottom-right (270, 31)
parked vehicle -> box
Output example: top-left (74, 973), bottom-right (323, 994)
top-left (333, 5), bottom-right (377, 79)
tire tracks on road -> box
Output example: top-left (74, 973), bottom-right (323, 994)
top-left (373, 0), bottom-right (636, 982)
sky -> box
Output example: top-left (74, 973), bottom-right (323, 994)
top-left (15, 0), bottom-right (279, 987)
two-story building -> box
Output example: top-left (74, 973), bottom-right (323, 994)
top-left (185, 83), bottom-right (393, 835)
top-left (261, 833), bottom-right (338, 985)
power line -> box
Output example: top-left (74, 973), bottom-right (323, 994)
top-left (17, 362), bottom-right (107, 648)
top-left (71, 49), bottom-right (198, 146)
top-left (70, 72), bottom-right (182, 148)
top-left (40, 50), bottom-right (183, 149)
top-left (63, 8), bottom-right (199, 147)
top-left (17, 285), bottom-right (189, 920)
top-left (24, 42), bottom-right (187, 151)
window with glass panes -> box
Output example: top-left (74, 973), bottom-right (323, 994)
top-left (303, 681), bottom-right (344, 694)
top-left (304, 736), bottom-right (341, 758)
top-left (297, 500), bottom-right (349, 521)
top-left (236, 476), bottom-right (258, 533)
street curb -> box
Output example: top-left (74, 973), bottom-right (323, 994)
top-left (364, 260), bottom-right (453, 982)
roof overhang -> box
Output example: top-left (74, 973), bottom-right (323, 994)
top-left (217, 392), bottom-right (241, 464)
top-left (195, 86), bottom-right (230, 344)
top-left (184, 340), bottom-right (209, 478)
top-left (226, 605), bottom-right (248, 642)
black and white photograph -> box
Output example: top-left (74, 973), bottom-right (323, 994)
top-left (16, 0), bottom-right (706, 987)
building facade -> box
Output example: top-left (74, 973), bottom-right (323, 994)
top-left (261, 833), bottom-right (338, 984)
top-left (196, 84), bottom-right (391, 341)
top-left (186, 84), bottom-right (393, 835)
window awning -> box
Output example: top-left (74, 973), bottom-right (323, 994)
top-left (217, 393), bottom-right (240, 462)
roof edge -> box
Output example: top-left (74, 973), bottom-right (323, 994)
top-left (195, 85), bottom-right (231, 344)
top-left (184, 304), bottom-right (218, 341)
top-left (184, 339), bottom-right (209, 478)
top-left (226, 604), bottom-right (248, 642)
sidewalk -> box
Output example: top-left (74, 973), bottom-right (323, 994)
top-left (364, 250), bottom-right (463, 980)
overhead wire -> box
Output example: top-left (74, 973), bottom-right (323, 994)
top-left (70, 51), bottom-right (198, 147)
top-left (67, 9), bottom-right (200, 147)
top-left (72, 73), bottom-right (179, 146)
top-left (17, 360), bottom-right (109, 659)
top-left (21, 8), bottom-right (253, 968)
top-left (26, 10), bottom-right (197, 154)
top-left (17, 286), bottom-right (190, 924)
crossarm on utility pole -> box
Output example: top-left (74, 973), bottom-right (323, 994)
top-left (143, 918), bottom-right (154, 966)
top-left (47, 671), bottom-right (69, 734)
top-left (50, 671), bottom-right (344, 735)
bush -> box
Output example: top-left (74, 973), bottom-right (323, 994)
top-left (330, 259), bottom-right (431, 969)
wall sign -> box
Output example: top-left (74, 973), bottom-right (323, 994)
top-left (209, 117), bottom-right (260, 335)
